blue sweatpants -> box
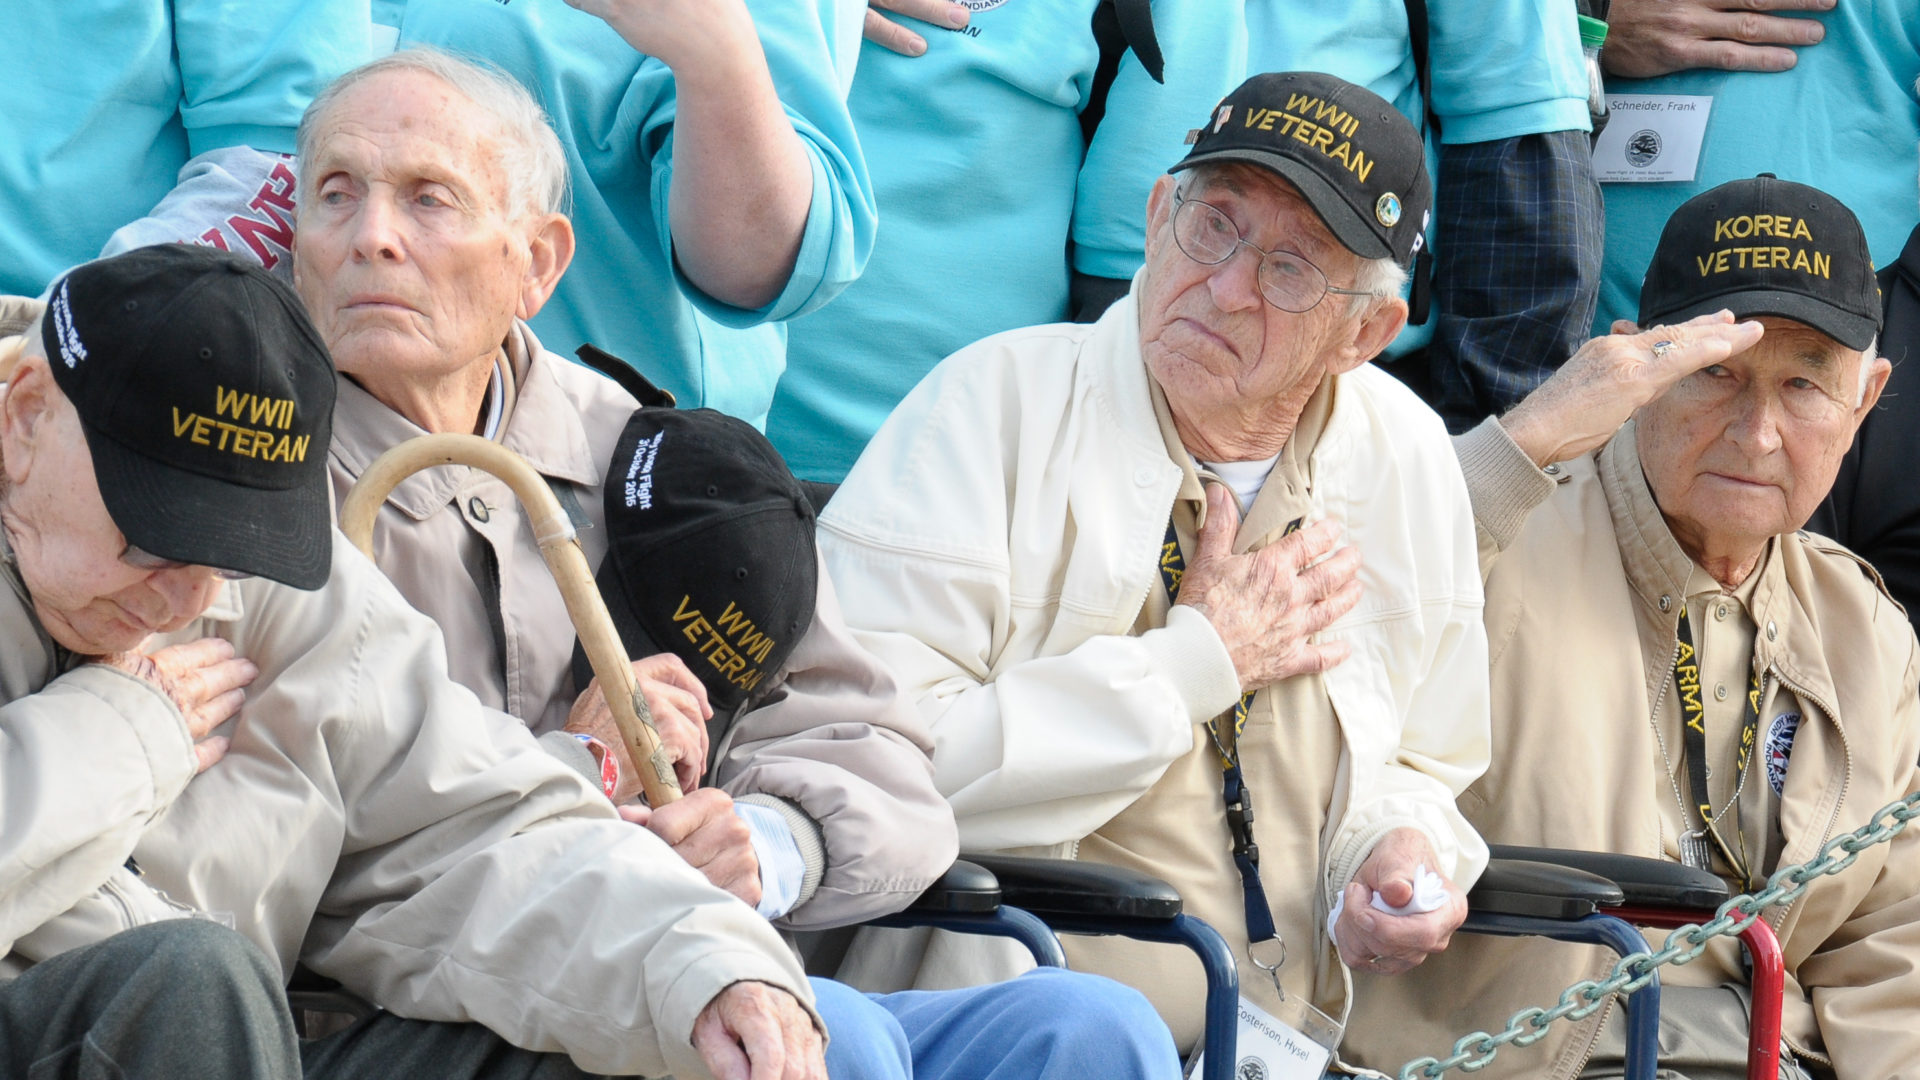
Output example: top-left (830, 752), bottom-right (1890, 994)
top-left (812, 968), bottom-right (1181, 1080)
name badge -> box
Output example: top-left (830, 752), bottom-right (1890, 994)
top-left (1594, 95), bottom-right (1714, 183)
top-left (1188, 995), bottom-right (1339, 1080)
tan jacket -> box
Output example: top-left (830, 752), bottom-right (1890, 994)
top-left (327, 323), bottom-right (956, 928)
top-left (1345, 421), bottom-right (1920, 1080)
top-left (820, 294), bottom-right (1490, 1037)
top-left (0, 533), bottom-right (813, 1078)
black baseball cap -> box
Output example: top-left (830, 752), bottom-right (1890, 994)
top-left (577, 407), bottom-right (817, 711)
top-left (1640, 174), bottom-right (1881, 350)
top-left (1172, 71), bottom-right (1432, 268)
top-left (42, 245), bottom-right (336, 589)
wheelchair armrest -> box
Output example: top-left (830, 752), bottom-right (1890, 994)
top-left (1469, 857), bottom-right (1624, 920)
top-left (1488, 845), bottom-right (1730, 911)
top-left (902, 859), bottom-right (1002, 915)
top-left (962, 854), bottom-right (1183, 921)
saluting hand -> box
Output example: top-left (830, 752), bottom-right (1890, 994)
top-left (1499, 311), bottom-right (1766, 469)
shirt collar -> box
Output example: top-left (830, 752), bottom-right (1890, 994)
top-left (1148, 373), bottom-right (1333, 551)
top-left (328, 321), bottom-right (603, 522)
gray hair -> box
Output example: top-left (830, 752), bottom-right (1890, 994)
top-left (296, 47), bottom-right (570, 220)
top-left (1857, 335), bottom-right (1879, 407)
top-left (1172, 165), bottom-right (1408, 315)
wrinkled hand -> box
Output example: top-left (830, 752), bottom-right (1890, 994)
top-left (1499, 311), bottom-right (1765, 468)
top-left (1602, 0), bottom-right (1834, 78)
top-left (620, 788), bottom-right (761, 908)
top-left (93, 637), bottom-right (258, 775)
top-left (1334, 828), bottom-right (1468, 976)
top-left (693, 981), bottom-right (825, 1080)
top-left (568, 652), bottom-right (713, 798)
top-left (1175, 485), bottom-right (1362, 693)
top-left (864, 0), bottom-right (971, 56)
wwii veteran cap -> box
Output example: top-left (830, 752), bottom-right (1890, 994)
top-left (42, 244), bottom-right (335, 589)
top-left (577, 407), bottom-right (817, 712)
top-left (1641, 174), bottom-right (1880, 350)
top-left (1172, 71), bottom-right (1432, 268)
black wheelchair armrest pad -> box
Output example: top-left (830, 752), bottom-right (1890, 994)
top-left (1470, 858), bottom-right (1625, 920)
top-left (963, 854), bottom-right (1183, 921)
top-left (1488, 845), bottom-right (1730, 911)
top-left (903, 859), bottom-right (1002, 915)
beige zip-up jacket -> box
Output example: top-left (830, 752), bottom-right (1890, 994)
top-left (327, 322), bottom-right (956, 929)
top-left (819, 293), bottom-right (1491, 1024)
top-left (1345, 421), bottom-right (1920, 1080)
top-left (0, 532), bottom-right (814, 1077)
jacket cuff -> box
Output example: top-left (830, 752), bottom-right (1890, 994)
top-left (1454, 417), bottom-right (1556, 554)
top-left (1148, 605), bottom-right (1245, 722)
top-left (54, 665), bottom-right (198, 810)
top-left (535, 730), bottom-right (602, 788)
top-left (1326, 815), bottom-right (1444, 910)
top-left (736, 793), bottom-right (827, 912)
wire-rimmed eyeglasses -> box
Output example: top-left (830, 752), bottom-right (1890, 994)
top-left (1171, 192), bottom-right (1373, 314)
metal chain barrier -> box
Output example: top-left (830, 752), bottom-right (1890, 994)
top-left (1397, 791), bottom-right (1920, 1080)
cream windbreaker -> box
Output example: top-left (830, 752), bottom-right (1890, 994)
top-left (818, 293), bottom-right (1491, 948)
top-left (0, 534), bottom-right (813, 1078)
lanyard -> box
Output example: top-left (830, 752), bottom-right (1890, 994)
top-left (1671, 604), bottom-right (1761, 881)
top-left (1159, 514), bottom-right (1302, 956)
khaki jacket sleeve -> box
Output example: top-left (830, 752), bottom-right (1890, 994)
top-left (0, 664), bottom-right (196, 957)
top-left (1453, 417), bottom-right (1558, 579)
top-left (270, 542), bottom-right (813, 1079)
top-left (1794, 671), bottom-right (1920, 1080)
top-left (716, 557), bottom-right (959, 930)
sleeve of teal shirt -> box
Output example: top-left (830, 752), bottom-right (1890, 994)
top-left (173, 0), bottom-right (370, 158)
top-left (1428, 0), bottom-right (1590, 144)
top-left (640, 0), bottom-right (875, 329)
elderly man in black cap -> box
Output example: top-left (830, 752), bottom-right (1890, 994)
top-left (0, 244), bottom-right (831, 1080)
top-left (821, 72), bottom-right (1492, 1071)
top-left (1347, 176), bottom-right (1915, 1080)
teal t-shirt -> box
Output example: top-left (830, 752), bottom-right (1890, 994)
top-left (391, 0), bottom-right (874, 427)
top-left (0, 0), bottom-right (366, 296)
top-left (770, 0), bottom-right (1102, 482)
top-left (1594, 4), bottom-right (1920, 333)
top-left (772, 0), bottom-right (1588, 482)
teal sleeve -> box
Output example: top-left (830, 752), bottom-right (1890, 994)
top-left (174, 0), bottom-right (370, 158)
top-left (643, 0), bottom-right (875, 328)
top-left (1428, 0), bottom-right (1590, 145)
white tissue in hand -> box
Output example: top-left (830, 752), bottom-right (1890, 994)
top-left (1324, 863), bottom-right (1448, 952)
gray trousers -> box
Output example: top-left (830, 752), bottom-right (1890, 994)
top-left (1, 921), bottom-right (614, 1080)
top-left (0, 919), bottom-right (300, 1080)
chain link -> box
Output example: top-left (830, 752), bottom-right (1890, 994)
top-left (1396, 792), bottom-right (1920, 1080)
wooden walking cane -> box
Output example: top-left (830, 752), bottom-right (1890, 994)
top-left (339, 433), bottom-right (683, 807)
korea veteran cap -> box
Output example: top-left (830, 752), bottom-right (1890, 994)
top-left (577, 407), bottom-right (817, 712)
top-left (1173, 71), bottom-right (1431, 268)
top-left (42, 244), bottom-right (335, 589)
top-left (1641, 174), bottom-right (1880, 350)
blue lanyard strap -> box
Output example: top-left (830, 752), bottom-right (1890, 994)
top-left (1159, 515), bottom-right (1300, 949)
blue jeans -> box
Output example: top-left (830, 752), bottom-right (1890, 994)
top-left (814, 968), bottom-right (1181, 1080)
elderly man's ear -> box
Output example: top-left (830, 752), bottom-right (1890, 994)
top-left (0, 354), bottom-right (56, 487)
top-left (516, 212), bottom-right (576, 323)
top-left (1854, 354), bottom-right (1892, 424)
top-left (1338, 293), bottom-right (1409, 374)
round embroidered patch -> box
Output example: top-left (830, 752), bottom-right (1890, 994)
top-left (1765, 711), bottom-right (1801, 795)
top-left (1375, 192), bottom-right (1402, 227)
